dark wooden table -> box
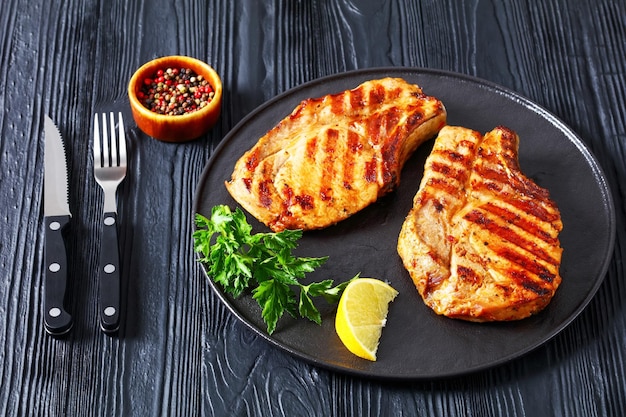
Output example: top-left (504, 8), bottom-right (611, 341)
top-left (1, 1), bottom-right (624, 415)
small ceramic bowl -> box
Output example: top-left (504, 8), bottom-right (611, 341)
top-left (128, 55), bottom-right (222, 142)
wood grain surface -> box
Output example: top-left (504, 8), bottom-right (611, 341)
top-left (0, 0), bottom-right (624, 416)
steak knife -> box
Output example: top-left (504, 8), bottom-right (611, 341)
top-left (43, 115), bottom-right (73, 336)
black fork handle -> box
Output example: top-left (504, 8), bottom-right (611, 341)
top-left (98, 211), bottom-right (121, 333)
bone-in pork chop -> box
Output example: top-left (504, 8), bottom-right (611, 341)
top-left (397, 126), bottom-right (563, 321)
top-left (225, 78), bottom-right (447, 231)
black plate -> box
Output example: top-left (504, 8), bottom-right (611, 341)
top-left (193, 68), bottom-right (616, 379)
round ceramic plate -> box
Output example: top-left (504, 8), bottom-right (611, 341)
top-left (193, 68), bottom-right (615, 379)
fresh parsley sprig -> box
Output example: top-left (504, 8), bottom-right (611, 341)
top-left (193, 205), bottom-right (353, 334)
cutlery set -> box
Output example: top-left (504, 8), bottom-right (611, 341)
top-left (43, 113), bottom-right (127, 336)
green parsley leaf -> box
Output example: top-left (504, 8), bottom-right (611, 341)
top-left (252, 279), bottom-right (297, 335)
top-left (194, 205), bottom-right (351, 334)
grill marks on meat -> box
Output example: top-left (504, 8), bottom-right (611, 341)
top-left (397, 126), bottom-right (563, 321)
top-left (226, 78), bottom-right (447, 231)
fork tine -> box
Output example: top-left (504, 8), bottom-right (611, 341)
top-left (101, 113), bottom-right (110, 167)
top-left (94, 114), bottom-right (102, 168)
top-left (118, 112), bottom-right (127, 167)
top-left (109, 112), bottom-right (118, 167)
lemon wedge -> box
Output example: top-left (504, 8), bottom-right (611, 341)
top-left (335, 278), bottom-right (398, 361)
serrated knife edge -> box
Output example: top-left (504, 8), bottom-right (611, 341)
top-left (44, 116), bottom-right (71, 217)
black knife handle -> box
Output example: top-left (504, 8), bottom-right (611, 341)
top-left (98, 212), bottom-right (121, 334)
top-left (44, 215), bottom-right (73, 336)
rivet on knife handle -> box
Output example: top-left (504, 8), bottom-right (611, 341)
top-left (98, 212), bottom-right (121, 333)
top-left (44, 215), bottom-right (73, 336)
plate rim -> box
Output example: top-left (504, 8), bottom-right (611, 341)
top-left (192, 66), bottom-right (616, 380)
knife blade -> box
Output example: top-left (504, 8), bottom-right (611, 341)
top-left (43, 115), bottom-right (73, 336)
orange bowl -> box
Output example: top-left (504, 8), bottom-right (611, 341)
top-left (128, 55), bottom-right (222, 142)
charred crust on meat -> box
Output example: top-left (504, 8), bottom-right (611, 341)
top-left (305, 137), bottom-right (318, 159)
top-left (320, 188), bottom-right (332, 202)
top-left (258, 180), bottom-right (273, 208)
top-left (425, 270), bottom-right (444, 293)
top-left (294, 194), bottom-right (314, 210)
top-left (347, 130), bottom-right (363, 152)
top-left (431, 161), bottom-right (452, 175)
top-left (349, 88), bottom-right (364, 109)
top-left (519, 278), bottom-right (551, 296)
top-left (428, 177), bottom-right (461, 195)
top-left (242, 177), bottom-right (252, 191)
top-left (538, 270), bottom-right (555, 283)
top-left (369, 84), bottom-right (386, 104)
top-left (457, 266), bottom-right (482, 285)
top-left (364, 160), bottom-right (378, 183)
top-left (245, 149), bottom-right (260, 172)
top-left (446, 150), bottom-right (465, 161)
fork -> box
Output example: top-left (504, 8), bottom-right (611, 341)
top-left (93, 112), bottom-right (127, 334)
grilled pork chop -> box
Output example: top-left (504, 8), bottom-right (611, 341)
top-left (397, 126), bottom-right (563, 321)
top-left (226, 77), bottom-right (447, 231)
